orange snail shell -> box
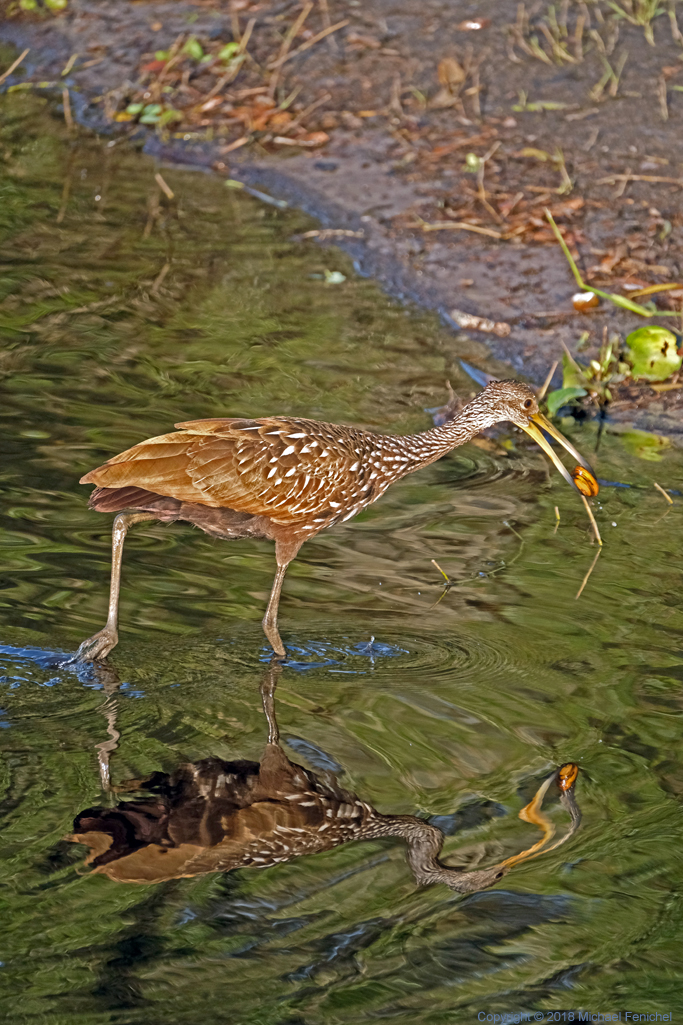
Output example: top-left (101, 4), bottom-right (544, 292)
top-left (572, 465), bottom-right (599, 497)
top-left (557, 762), bottom-right (579, 792)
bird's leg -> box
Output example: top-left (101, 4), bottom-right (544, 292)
top-left (258, 660), bottom-right (303, 789)
top-left (260, 662), bottom-right (283, 745)
top-left (93, 665), bottom-right (121, 794)
top-left (74, 512), bottom-right (157, 662)
top-left (261, 539), bottom-right (303, 659)
top-left (262, 562), bottom-right (288, 658)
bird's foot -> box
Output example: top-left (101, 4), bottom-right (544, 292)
top-left (72, 626), bottom-right (119, 663)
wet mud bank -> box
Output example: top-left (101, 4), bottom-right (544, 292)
top-left (2, 0), bottom-right (683, 442)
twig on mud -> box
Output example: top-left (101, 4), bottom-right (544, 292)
top-left (450, 309), bottom-right (511, 336)
top-left (469, 62), bottom-right (482, 119)
top-left (653, 481), bottom-right (674, 505)
top-left (554, 505), bottom-right (560, 534)
top-left (575, 547), bottom-right (601, 599)
top-left (658, 75), bottom-right (669, 120)
top-left (596, 173), bottom-right (683, 187)
top-left (477, 141), bottom-right (503, 222)
top-left (268, 2), bottom-right (314, 97)
top-left (390, 73), bottom-right (403, 116)
top-left (204, 23), bottom-right (256, 104)
top-left (220, 136), bottom-right (250, 154)
top-left (408, 218), bottom-right (503, 239)
top-left (319, 0), bottom-right (339, 52)
top-left (276, 92), bottom-right (332, 135)
top-left (0, 48), bottom-right (29, 86)
top-left (267, 19), bottom-right (350, 70)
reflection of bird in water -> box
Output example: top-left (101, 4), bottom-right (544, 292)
top-left (75, 381), bottom-right (592, 660)
top-left (69, 666), bottom-right (582, 890)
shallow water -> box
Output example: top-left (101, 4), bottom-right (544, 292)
top-left (1, 92), bottom-right (683, 1023)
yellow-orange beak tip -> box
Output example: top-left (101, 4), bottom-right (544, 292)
top-left (521, 414), bottom-right (598, 497)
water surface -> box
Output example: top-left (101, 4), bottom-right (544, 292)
top-left (1, 92), bottom-right (683, 1023)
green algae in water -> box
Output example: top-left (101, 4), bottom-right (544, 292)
top-left (1, 93), bottom-right (683, 1022)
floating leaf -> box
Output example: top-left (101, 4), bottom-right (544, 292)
top-left (546, 386), bottom-right (587, 415)
top-left (323, 270), bottom-right (346, 285)
top-left (625, 326), bottom-right (682, 381)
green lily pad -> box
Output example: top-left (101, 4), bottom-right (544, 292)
top-left (625, 326), bottom-right (682, 382)
top-left (546, 386), bottom-right (588, 416)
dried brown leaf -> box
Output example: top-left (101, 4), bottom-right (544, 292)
top-left (438, 57), bottom-right (466, 89)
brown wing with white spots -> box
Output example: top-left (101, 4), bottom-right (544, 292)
top-left (80, 416), bottom-right (397, 527)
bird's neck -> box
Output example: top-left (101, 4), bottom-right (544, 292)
top-left (422, 392), bottom-right (503, 451)
top-left (393, 392), bottom-right (506, 472)
top-left (367, 814), bottom-right (501, 893)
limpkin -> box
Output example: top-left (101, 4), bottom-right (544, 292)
top-left (75, 380), bottom-right (593, 660)
top-left (69, 666), bottom-right (581, 888)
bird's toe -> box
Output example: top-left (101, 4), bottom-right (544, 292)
top-left (73, 628), bottom-right (119, 663)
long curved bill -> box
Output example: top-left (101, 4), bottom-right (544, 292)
top-left (520, 413), bottom-right (593, 493)
top-left (498, 762), bottom-right (582, 869)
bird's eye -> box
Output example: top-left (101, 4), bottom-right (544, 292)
top-left (523, 398), bottom-right (533, 409)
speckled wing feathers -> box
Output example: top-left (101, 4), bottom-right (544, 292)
top-left (81, 416), bottom-right (418, 528)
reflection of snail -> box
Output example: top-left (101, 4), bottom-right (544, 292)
top-left (558, 762), bottom-right (579, 792)
top-left (571, 465), bottom-right (599, 498)
top-left (68, 667), bottom-right (582, 891)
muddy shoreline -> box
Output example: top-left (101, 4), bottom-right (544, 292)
top-left (2, 0), bottom-right (683, 442)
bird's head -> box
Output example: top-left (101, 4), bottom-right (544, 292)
top-left (477, 380), bottom-right (595, 493)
